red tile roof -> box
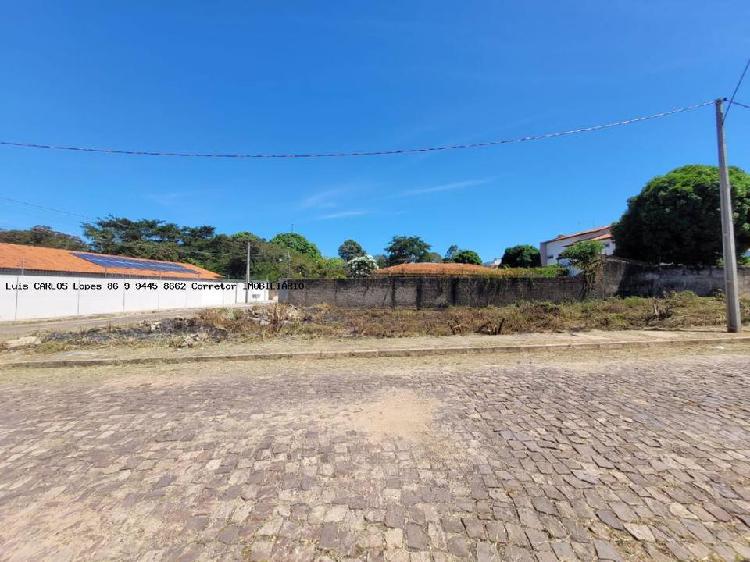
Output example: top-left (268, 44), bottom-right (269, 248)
top-left (542, 226), bottom-right (611, 244)
top-left (0, 243), bottom-right (221, 279)
top-left (590, 233), bottom-right (614, 241)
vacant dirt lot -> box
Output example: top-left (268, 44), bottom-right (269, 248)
top-left (1, 348), bottom-right (749, 561)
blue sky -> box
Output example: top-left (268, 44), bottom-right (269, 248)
top-left (1, 1), bottom-right (749, 262)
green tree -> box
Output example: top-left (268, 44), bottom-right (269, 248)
top-left (384, 236), bottom-right (431, 265)
top-left (81, 217), bottom-right (342, 281)
top-left (338, 239), bottom-right (365, 262)
top-left (559, 240), bottom-right (604, 272)
top-left (612, 165), bottom-right (750, 265)
top-left (82, 216), bottom-right (208, 260)
top-left (424, 251), bottom-right (443, 263)
top-left (501, 244), bottom-right (541, 268)
top-left (444, 244), bottom-right (460, 262)
top-left (0, 225), bottom-right (88, 250)
top-left (452, 249), bottom-right (482, 265)
top-left (269, 232), bottom-right (322, 259)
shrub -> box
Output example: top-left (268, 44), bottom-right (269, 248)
top-left (346, 255), bottom-right (379, 278)
top-left (501, 244), bottom-right (541, 268)
top-left (452, 250), bottom-right (482, 265)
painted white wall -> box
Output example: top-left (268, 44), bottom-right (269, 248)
top-left (0, 274), bottom-right (269, 321)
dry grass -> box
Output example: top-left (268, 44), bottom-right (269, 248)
top-left (20, 292), bottom-right (750, 352)
top-left (285, 292), bottom-right (748, 337)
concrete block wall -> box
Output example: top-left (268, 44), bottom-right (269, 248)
top-left (602, 258), bottom-right (750, 298)
top-left (281, 276), bottom-right (586, 309)
top-left (280, 259), bottom-right (750, 309)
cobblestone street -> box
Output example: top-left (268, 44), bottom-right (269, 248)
top-left (1, 350), bottom-right (749, 561)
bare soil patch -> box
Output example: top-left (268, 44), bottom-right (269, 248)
top-left (331, 387), bottom-right (438, 442)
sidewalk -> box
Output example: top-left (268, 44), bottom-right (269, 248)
top-left (2, 328), bottom-right (748, 369)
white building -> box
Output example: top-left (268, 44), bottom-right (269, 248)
top-left (0, 243), bottom-right (268, 321)
top-left (539, 226), bottom-right (615, 266)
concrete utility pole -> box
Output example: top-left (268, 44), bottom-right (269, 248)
top-left (714, 98), bottom-right (742, 333)
top-left (244, 241), bottom-right (251, 304)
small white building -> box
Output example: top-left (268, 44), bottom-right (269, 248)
top-left (540, 226), bottom-right (615, 266)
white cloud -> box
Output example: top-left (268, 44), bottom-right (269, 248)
top-left (398, 178), bottom-right (493, 197)
top-left (299, 187), bottom-right (349, 209)
top-left (316, 210), bottom-right (368, 220)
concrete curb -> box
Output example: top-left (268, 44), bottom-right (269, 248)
top-left (3, 334), bottom-right (750, 369)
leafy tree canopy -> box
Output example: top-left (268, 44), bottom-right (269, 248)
top-left (80, 217), bottom-right (341, 281)
top-left (452, 249), bottom-right (482, 265)
top-left (559, 240), bottom-right (604, 272)
top-left (501, 244), bottom-right (541, 268)
top-left (0, 225), bottom-right (88, 250)
top-left (269, 232), bottom-right (322, 259)
top-left (612, 165), bottom-right (750, 265)
top-left (338, 239), bottom-right (365, 262)
top-left (384, 236), bottom-right (431, 265)
top-left (444, 245), bottom-right (460, 261)
top-left (373, 254), bottom-right (388, 268)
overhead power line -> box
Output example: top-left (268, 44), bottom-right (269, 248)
top-left (0, 196), bottom-right (94, 220)
top-left (724, 57), bottom-right (750, 122)
top-left (0, 100), bottom-right (713, 160)
top-left (732, 100), bottom-right (750, 110)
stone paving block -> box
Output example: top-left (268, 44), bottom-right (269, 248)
top-left (1, 353), bottom-right (749, 560)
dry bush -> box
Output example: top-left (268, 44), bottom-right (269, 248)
top-left (29, 292), bottom-right (748, 352)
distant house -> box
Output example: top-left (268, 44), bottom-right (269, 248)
top-left (483, 258), bottom-right (503, 268)
top-left (539, 226), bottom-right (615, 266)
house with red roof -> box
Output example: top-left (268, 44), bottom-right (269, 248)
top-left (0, 243), bottom-right (270, 321)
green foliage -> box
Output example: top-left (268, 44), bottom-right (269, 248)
top-left (444, 244), bottom-right (459, 261)
top-left (338, 239), bottom-right (365, 262)
top-left (0, 225), bottom-right (88, 250)
top-left (612, 165), bottom-right (750, 265)
top-left (82, 216), bottom-right (215, 263)
top-left (501, 244), bottom-right (541, 268)
top-left (559, 240), bottom-right (604, 272)
top-left (532, 265), bottom-right (568, 278)
top-left (309, 257), bottom-right (346, 279)
top-left (384, 235), bottom-right (431, 265)
top-left (81, 216), bottom-right (342, 281)
top-left (452, 249), bottom-right (482, 265)
top-left (346, 255), bottom-right (379, 278)
top-left (269, 232), bottom-right (321, 259)
top-left (424, 251), bottom-right (443, 263)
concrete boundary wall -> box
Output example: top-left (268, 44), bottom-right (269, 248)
top-left (0, 274), bottom-right (269, 321)
top-left (602, 258), bottom-right (750, 298)
top-left (280, 259), bottom-right (750, 309)
top-left (281, 276), bottom-right (586, 309)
